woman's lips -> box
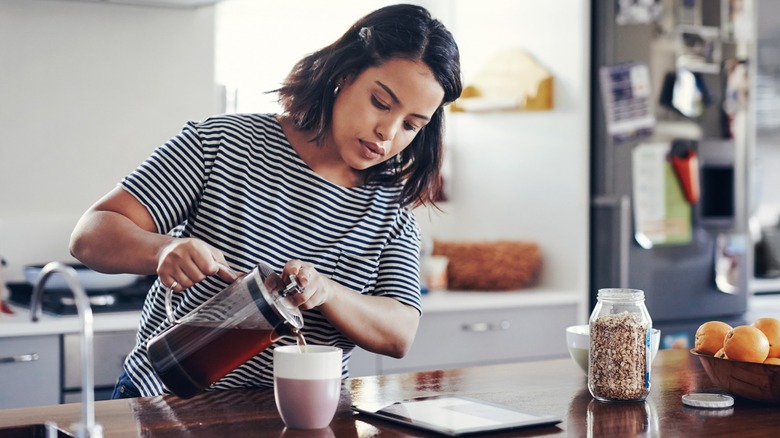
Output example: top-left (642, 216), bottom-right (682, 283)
top-left (359, 140), bottom-right (383, 160)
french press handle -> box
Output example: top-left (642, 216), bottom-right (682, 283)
top-left (162, 263), bottom-right (236, 325)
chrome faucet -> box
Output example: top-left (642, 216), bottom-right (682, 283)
top-left (30, 262), bottom-right (103, 438)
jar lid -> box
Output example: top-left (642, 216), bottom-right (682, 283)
top-left (597, 288), bottom-right (644, 300)
top-left (682, 393), bottom-right (735, 408)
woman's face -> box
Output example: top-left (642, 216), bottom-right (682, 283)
top-left (329, 58), bottom-right (444, 171)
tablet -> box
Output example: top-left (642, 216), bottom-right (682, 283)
top-left (352, 395), bottom-right (562, 436)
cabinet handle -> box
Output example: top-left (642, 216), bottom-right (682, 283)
top-left (0, 353), bottom-right (39, 364)
top-left (461, 320), bottom-right (511, 332)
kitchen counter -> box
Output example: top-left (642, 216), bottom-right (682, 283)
top-left (1, 349), bottom-right (778, 436)
top-left (0, 287), bottom-right (581, 338)
top-left (0, 303), bottom-right (141, 337)
top-left (421, 288), bottom-right (581, 312)
top-left (747, 292), bottom-right (780, 321)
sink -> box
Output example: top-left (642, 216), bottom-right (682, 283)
top-left (0, 423), bottom-right (73, 437)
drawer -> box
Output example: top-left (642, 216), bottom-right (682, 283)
top-left (0, 335), bottom-right (60, 409)
top-left (347, 347), bottom-right (380, 377)
top-left (380, 303), bottom-right (576, 374)
top-left (63, 330), bottom-right (137, 389)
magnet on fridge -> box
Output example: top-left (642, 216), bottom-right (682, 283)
top-left (669, 141), bottom-right (700, 204)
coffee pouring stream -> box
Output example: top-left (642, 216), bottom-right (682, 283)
top-left (147, 261), bottom-right (304, 399)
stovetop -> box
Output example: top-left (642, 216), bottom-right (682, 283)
top-left (7, 276), bottom-right (155, 315)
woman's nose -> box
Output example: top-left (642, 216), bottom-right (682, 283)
top-left (375, 119), bottom-right (399, 142)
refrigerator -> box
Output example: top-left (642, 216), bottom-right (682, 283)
top-left (590, 0), bottom-right (752, 349)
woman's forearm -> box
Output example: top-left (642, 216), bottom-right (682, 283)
top-left (318, 281), bottom-right (420, 358)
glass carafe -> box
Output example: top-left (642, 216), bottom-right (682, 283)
top-left (146, 261), bottom-right (304, 398)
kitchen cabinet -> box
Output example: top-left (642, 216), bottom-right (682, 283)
top-left (0, 335), bottom-right (60, 409)
top-left (349, 291), bottom-right (580, 376)
top-left (0, 307), bottom-right (141, 409)
top-left (62, 331), bottom-right (137, 403)
top-left (0, 331), bottom-right (137, 409)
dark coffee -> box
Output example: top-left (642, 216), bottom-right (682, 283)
top-left (147, 321), bottom-right (277, 398)
top-left (274, 377), bottom-right (340, 429)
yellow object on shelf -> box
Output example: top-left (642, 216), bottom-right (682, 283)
top-left (451, 49), bottom-right (553, 112)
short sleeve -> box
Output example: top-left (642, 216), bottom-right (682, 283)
top-left (370, 210), bottom-right (423, 315)
top-left (120, 121), bottom-right (208, 234)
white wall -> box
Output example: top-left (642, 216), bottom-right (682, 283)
top-left (416, 0), bottom-right (591, 293)
top-left (215, 0), bottom-right (400, 113)
top-left (0, 0), bottom-right (217, 281)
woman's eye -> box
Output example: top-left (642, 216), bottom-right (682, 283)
top-left (403, 121), bottom-right (419, 132)
top-left (371, 95), bottom-right (390, 111)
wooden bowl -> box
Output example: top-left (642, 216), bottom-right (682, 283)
top-left (691, 350), bottom-right (780, 403)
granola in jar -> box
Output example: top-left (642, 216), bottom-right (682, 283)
top-left (588, 288), bottom-right (652, 402)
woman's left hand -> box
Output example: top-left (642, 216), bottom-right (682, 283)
top-left (282, 260), bottom-right (330, 309)
top-left (282, 259), bottom-right (418, 358)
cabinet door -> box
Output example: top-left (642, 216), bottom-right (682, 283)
top-left (348, 347), bottom-right (380, 377)
top-left (379, 304), bottom-right (577, 374)
top-left (62, 330), bottom-right (136, 402)
top-left (0, 335), bottom-right (60, 409)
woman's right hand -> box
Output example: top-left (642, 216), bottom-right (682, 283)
top-left (71, 186), bottom-right (238, 288)
top-left (157, 238), bottom-right (238, 291)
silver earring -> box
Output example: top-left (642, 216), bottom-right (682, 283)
top-left (333, 85), bottom-right (340, 96)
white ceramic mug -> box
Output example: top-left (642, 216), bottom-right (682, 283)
top-left (273, 345), bottom-right (343, 429)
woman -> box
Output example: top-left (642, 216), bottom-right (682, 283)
top-left (70, 3), bottom-right (462, 398)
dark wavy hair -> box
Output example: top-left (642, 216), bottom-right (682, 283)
top-left (276, 4), bottom-right (462, 208)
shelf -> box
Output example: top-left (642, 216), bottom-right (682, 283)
top-left (750, 278), bottom-right (780, 294)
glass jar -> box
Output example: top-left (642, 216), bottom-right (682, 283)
top-left (588, 288), bottom-right (653, 402)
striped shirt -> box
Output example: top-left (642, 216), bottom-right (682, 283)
top-left (120, 113), bottom-right (423, 396)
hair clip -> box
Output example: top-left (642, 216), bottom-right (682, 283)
top-left (359, 26), bottom-right (372, 45)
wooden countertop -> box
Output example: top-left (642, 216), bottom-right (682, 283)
top-left (2, 349), bottom-right (779, 436)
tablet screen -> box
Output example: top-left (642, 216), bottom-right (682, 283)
top-left (353, 395), bottom-right (561, 436)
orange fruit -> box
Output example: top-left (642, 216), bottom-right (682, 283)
top-left (714, 348), bottom-right (727, 359)
top-left (694, 321), bottom-right (732, 355)
top-left (723, 325), bottom-right (770, 363)
top-left (752, 317), bottom-right (780, 358)
top-left (764, 357), bottom-right (780, 365)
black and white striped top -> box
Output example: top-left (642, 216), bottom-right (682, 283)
top-left (120, 113), bottom-right (423, 396)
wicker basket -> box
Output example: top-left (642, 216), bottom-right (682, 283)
top-left (432, 240), bottom-right (542, 291)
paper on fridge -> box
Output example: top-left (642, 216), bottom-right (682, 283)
top-left (632, 142), bottom-right (692, 248)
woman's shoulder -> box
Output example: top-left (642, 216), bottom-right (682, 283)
top-left (192, 113), bottom-right (281, 132)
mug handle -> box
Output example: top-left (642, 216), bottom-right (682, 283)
top-left (163, 263), bottom-right (236, 325)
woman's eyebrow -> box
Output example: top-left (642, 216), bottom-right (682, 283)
top-left (375, 81), bottom-right (431, 121)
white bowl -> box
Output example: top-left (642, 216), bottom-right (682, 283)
top-left (24, 263), bottom-right (140, 291)
top-left (566, 324), bottom-right (661, 373)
